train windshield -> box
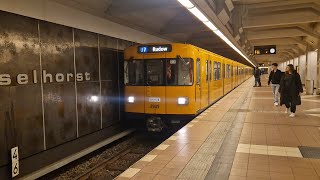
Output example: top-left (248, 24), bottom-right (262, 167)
top-left (166, 58), bottom-right (193, 86)
top-left (124, 60), bottom-right (144, 86)
top-left (125, 58), bottom-right (193, 86)
top-left (146, 60), bottom-right (165, 86)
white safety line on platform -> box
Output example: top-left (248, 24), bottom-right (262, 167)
top-left (155, 144), bottom-right (169, 151)
top-left (168, 136), bottom-right (178, 141)
top-left (119, 168), bottom-right (140, 178)
top-left (236, 143), bottom-right (302, 157)
top-left (140, 154), bottom-right (157, 162)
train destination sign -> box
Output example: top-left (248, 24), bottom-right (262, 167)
top-left (254, 45), bottom-right (276, 55)
top-left (138, 45), bottom-right (172, 53)
top-left (0, 70), bottom-right (91, 86)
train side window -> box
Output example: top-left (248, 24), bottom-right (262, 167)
top-left (206, 60), bottom-right (208, 82)
top-left (226, 64), bottom-right (229, 78)
top-left (214, 62), bottom-right (220, 80)
top-left (209, 61), bottom-right (212, 81)
top-left (214, 62), bottom-right (217, 80)
top-left (196, 59), bottom-right (200, 84)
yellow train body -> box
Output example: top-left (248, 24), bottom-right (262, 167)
top-left (124, 43), bottom-right (252, 130)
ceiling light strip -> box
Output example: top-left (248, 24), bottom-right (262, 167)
top-left (177, 0), bottom-right (256, 67)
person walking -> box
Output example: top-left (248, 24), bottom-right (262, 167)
top-left (279, 64), bottom-right (303, 117)
top-left (253, 67), bottom-right (261, 87)
top-left (268, 63), bottom-right (283, 106)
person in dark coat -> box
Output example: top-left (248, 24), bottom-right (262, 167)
top-left (279, 64), bottom-right (303, 117)
top-left (253, 67), bottom-right (261, 87)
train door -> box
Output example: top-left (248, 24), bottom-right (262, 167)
top-left (222, 62), bottom-right (225, 95)
top-left (144, 55), bottom-right (166, 115)
top-left (209, 60), bottom-right (213, 104)
top-left (206, 60), bottom-right (210, 105)
top-left (195, 58), bottom-right (201, 112)
top-left (237, 66), bottom-right (239, 85)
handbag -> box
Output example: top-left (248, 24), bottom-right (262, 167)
top-left (296, 95), bottom-right (301, 105)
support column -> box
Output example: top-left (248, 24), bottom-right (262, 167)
top-left (306, 50), bottom-right (317, 95)
top-left (317, 45), bottom-right (320, 94)
top-left (299, 55), bottom-right (307, 85)
top-left (305, 45), bottom-right (312, 95)
top-left (294, 57), bottom-right (299, 69)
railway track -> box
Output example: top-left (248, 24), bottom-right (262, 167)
top-left (41, 131), bottom-right (168, 180)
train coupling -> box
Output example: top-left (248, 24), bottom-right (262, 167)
top-left (146, 117), bottom-right (164, 132)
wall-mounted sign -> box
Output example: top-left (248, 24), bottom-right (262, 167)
top-left (138, 45), bottom-right (172, 53)
top-left (254, 45), bottom-right (276, 55)
top-left (0, 70), bottom-right (91, 86)
top-left (11, 147), bottom-right (19, 178)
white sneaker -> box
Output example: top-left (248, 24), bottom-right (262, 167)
top-left (289, 113), bottom-right (295, 117)
top-left (274, 102), bottom-right (279, 106)
top-left (285, 108), bottom-right (290, 113)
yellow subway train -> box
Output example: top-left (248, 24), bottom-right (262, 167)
top-left (124, 43), bottom-right (253, 132)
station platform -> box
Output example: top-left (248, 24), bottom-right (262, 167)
top-left (116, 76), bottom-right (320, 180)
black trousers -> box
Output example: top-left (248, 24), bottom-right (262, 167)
top-left (284, 96), bottom-right (296, 113)
top-left (254, 78), bottom-right (261, 86)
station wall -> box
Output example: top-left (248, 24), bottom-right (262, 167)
top-left (0, 10), bottom-right (135, 178)
top-left (279, 51), bottom-right (318, 88)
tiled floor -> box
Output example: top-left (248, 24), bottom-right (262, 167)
top-left (116, 76), bottom-right (320, 180)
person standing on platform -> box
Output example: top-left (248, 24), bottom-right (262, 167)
top-left (268, 63), bottom-right (283, 106)
top-left (253, 67), bottom-right (261, 87)
top-left (279, 64), bottom-right (303, 117)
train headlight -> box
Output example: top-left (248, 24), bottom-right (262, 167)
top-left (178, 97), bottom-right (189, 105)
top-left (128, 96), bottom-right (135, 103)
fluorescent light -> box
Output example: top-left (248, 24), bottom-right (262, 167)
top-left (213, 30), bottom-right (224, 37)
top-left (220, 36), bottom-right (231, 44)
top-left (188, 7), bottom-right (208, 22)
top-left (177, 0), bottom-right (194, 8)
top-left (204, 21), bottom-right (218, 31)
top-left (128, 96), bottom-right (135, 103)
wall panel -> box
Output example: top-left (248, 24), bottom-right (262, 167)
top-left (0, 11), bottom-right (44, 164)
top-left (40, 21), bottom-right (77, 148)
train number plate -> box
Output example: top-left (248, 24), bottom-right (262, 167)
top-left (148, 97), bottom-right (161, 102)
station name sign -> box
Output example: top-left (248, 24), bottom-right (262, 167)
top-left (254, 45), bottom-right (276, 55)
top-left (0, 70), bottom-right (90, 86)
top-left (138, 45), bottom-right (172, 54)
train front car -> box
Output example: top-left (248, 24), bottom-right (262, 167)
top-left (124, 43), bottom-right (196, 132)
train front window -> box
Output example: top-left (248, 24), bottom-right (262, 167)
top-left (124, 60), bottom-right (144, 86)
top-left (146, 60), bottom-right (164, 86)
top-left (166, 58), bottom-right (193, 86)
